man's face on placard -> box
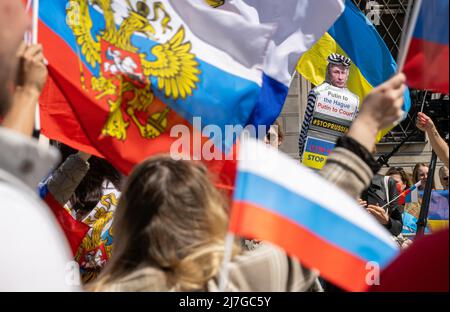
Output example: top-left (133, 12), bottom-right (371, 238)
top-left (329, 64), bottom-right (349, 88)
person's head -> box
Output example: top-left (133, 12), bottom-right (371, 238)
top-left (95, 156), bottom-right (235, 291)
top-left (264, 121), bottom-right (284, 148)
top-left (325, 53), bottom-right (351, 88)
top-left (56, 143), bottom-right (122, 212)
top-left (413, 163), bottom-right (435, 190)
top-left (386, 167), bottom-right (412, 191)
top-left (439, 166), bottom-right (449, 189)
top-left (0, 1), bottom-right (29, 116)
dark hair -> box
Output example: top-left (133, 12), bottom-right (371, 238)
top-left (57, 143), bottom-right (122, 212)
top-left (265, 121), bottom-right (284, 143)
top-left (274, 121), bottom-right (284, 142)
top-left (386, 167), bottom-right (413, 188)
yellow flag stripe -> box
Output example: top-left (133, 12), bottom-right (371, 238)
top-left (297, 32), bottom-right (391, 142)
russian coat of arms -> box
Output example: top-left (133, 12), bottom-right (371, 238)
top-left (66, 0), bottom-right (201, 141)
top-left (205, 0), bottom-right (225, 8)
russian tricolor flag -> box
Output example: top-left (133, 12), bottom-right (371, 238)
top-left (404, 181), bottom-right (422, 204)
top-left (209, 0), bottom-right (345, 130)
top-left (230, 138), bottom-right (399, 291)
top-left (37, 0), bottom-right (274, 189)
top-left (404, 0), bottom-right (449, 94)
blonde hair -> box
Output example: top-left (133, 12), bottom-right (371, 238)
top-left (413, 163), bottom-right (435, 189)
top-left (91, 156), bottom-right (239, 291)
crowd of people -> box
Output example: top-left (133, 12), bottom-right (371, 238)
top-left (0, 0), bottom-right (448, 292)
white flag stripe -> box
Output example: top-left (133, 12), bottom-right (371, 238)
top-left (103, 0), bottom-right (275, 85)
top-left (238, 138), bottom-right (398, 248)
top-left (224, 0), bottom-right (345, 86)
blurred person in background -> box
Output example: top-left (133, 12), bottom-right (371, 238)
top-left (439, 166), bottom-right (449, 190)
top-left (40, 143), bottom-right (123, 284)
top-left (386, 167), bottom-right (413, 192)
top-left (416, 112), bottom-right (449, 169)
top-left (264, 121), bottom-right (284, 149)
top-left (413, 163), bottom-right (435, 191)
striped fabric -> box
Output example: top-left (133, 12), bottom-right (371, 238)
top-left (298, 82), bottom-right (358, 159)
top-left (298, 90), bottom-right (317, 158)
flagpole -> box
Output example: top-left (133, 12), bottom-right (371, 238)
top-left (419, 91), bottom-right (428, 113)
top-left (381, 190), bottom-right (408, 211)
top-left (32, 0), bottom-right (39, 45)
top-left (416, 152), bottom-right (438, 236)
top-left (398, 0), bottom-right (413, 61)
top-left (218, 232), bottom-right (235, 292)
top-left (31, 0), bottom-right (49, 146)
top-left (376, 127), bottom-right (419, 167)
top-left (397, 0), bottom-right (423, 72)
top-left (32, 0), bottom-right (40, 135)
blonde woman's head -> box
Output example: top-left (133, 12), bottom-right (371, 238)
top-left (95, 156), bottom-right (234, 291)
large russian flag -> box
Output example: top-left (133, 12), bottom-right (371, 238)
top-left (207, 0), bottom-right (346, 131)
top-left (403, 0), bottom-right (449, 94)
top-left (38, 0), bottom-right (273, 187)
top-left (230, 138), bottom-right (399, 291)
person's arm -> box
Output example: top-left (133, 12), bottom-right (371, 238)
top-left (298, 91), bottom-right (316, 159)
top-left (417, 112), bottom-right (449, 169)
top-left (46, 151), bottom-right (92, 206)
top-left (320, 73), bottom-right (406, 198)
top-left (367, 178), bottom-right (404, 236)
top-left (1, 43), bottom-right (48, 137)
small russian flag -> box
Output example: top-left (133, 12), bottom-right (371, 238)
top-left (403, 0), bottom-right (449, 94)
top-left (403, 181), bottom-right (422, 204)
top-left (230, 138), bottom-right (399, 291)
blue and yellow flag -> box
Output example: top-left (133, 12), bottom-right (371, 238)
top-left (297, 0), bottom-right (411, 141)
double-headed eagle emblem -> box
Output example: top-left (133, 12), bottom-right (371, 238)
top-left (205, 0), bottom-right (225, 8)
top-left (66, 0), bottom-right (201, 141)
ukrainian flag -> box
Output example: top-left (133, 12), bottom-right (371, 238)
top-left (297, 0), bottom-right (411, 141)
